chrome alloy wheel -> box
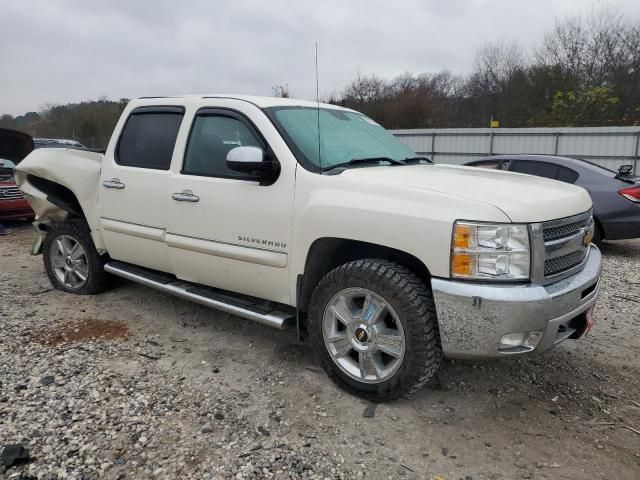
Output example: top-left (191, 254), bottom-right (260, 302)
top-left (50, 235), bottom-right (89, 289)
top-left (322, 287), bottom-right (406, 384)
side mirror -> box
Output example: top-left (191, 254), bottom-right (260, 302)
top-left (226, 146), bottom-right (279, 185)
top-left (226, 146), bottom-right (268, 172)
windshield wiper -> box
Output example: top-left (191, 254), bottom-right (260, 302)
top-left (322, 157), bottom-right (406, 172)
top-left (403, 156), bottom-right (434, 164)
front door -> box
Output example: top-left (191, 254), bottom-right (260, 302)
top-left (98, 106), bottom-right (184, 272)
top-left (166, 101), bottom-right (295, 304)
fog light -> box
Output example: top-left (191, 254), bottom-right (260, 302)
top-left (524, 331), bottom-right (543, 348)
top-left (500, 331), bottom-right (543, 350)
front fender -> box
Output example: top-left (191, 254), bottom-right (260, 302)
top-left (15, 148), bottom-right (105, 251)
top-left (289, 167), bottom-right (511, 302)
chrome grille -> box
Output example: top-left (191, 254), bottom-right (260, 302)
top-left (543, 218), bottom-right (589, 242)
top-left (0, 186), bottom-right (24, 200)
top-left (544, 250), bottom-right (588, 276)
top-left (536, 210), bottom-right (593, 282)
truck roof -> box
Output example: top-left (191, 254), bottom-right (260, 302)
top-left (133, 94), bottom-right (352, 111)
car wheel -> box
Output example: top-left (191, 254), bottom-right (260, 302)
top-left (593, 220), bottom-right (604, 244)
top-left (43, 220), bottom-right (112, 295)
top-left (308, 259), bottom-right (442, 401)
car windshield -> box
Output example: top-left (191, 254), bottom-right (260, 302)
top-left (0, 158), bottom-right (15, 181)
top-left (0, 158), bottom-right (16, 169)
top-left (265, 106), bottom-right (416, 171)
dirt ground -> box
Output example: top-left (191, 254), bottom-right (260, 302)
top-left (1, 221), bottom-right (639, 479)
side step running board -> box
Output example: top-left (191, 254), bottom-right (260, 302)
top-left (104, 261), bottom-right (295, 330)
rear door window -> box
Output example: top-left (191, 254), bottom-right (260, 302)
top-left (471, 160), bottom-right (504, 170)
top-left (556, 166), bottom-right (579, 183)
top-left (510, 160), bottom-right (579, 183)
top-left (510, 160), bottom-right (559, 179)
top-left (116, 107), bottom-right (184, 169)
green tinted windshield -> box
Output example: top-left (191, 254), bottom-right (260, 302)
top-left (265, 107), bottom-right (415, 171)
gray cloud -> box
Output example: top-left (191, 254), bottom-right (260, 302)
top-left (1, 0), bottom-right (638, 115)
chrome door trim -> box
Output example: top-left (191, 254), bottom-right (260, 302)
top-left (100, 218), bottom-right (165, 242)
top-left (165, 232), bottom-right (288, 268)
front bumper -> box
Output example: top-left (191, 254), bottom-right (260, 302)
top-left (432, 245), bottom-right (602, 359)
top-left (0, 198), bottom-right (34, 221)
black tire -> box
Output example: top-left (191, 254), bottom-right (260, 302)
top-left (43, 220), bottom-right (112, 295)
top-left (593, 220), bottom-right (604, 244)
top-left (307, 259), bottom-right (442, 402)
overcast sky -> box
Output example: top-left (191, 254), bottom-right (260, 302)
top-left (1, 0), bottom-right (639, 115)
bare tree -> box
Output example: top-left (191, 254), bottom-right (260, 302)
top-left (271, 84), bottom-right (291, 98)
top-left (536, 8), bottom-right (625, 87)
top-left (343, 72), bottom-right (385, 104)
top-left (473, 41), bottom-right (525, 94)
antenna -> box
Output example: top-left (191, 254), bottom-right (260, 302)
top-left (315, 42), bottom-right (321, 169)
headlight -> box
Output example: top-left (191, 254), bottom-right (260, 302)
top-left (451, 222), bottom-right (530, 281)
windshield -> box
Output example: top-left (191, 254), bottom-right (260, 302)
top-left (0, 158), bottom-right (15, 181)
top-left (265, 106), bottom-right (415, 171)
top-left (0, 158), bottom-right (16, 169)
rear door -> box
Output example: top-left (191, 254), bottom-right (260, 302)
top-left (98, 106), bottom-right (184, 272)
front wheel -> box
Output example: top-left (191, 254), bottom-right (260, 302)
top-left (43, 220), bottom-right (112, 295)
top-left (308, 259), bottom-right (442, 401)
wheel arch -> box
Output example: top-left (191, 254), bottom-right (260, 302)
top-left (297, 237), bottom-right (432, 314)
top-left (27, 174), bottom-right (86, 220)
top-left (19, 173), bottom-right (106, 253)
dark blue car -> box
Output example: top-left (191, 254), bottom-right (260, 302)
top-left (466, 155), bottom-right (640, 242)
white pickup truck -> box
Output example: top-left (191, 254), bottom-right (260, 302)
top-left (14, 95), bottom-right (602, 401)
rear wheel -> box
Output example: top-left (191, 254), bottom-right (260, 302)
top-left (308, 259), bottom-right (442, 401)
top-left (43, 220), bottom-right (112, 295)
top-left (593, 220), bottom-right (604, 244)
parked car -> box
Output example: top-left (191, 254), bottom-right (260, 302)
top-left (0, 128), bottom-right (35, 221)
top-left (465, 154), bottom-right (640, 242)
top-left (12, 96), bottom-right (601, 400)
top-left (34, 138), bottom-right (86, 149)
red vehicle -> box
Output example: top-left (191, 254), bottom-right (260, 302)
top-left (0, 129), bottom-right (35, 221)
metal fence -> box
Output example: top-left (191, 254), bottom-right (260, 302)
top-left (392, 126), bottom-right (640, 173)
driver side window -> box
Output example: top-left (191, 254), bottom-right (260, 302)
top-left (183, 113), bottom-right (263, 179)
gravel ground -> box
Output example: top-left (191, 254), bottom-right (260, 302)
top-left (1, 221), bottom-right (640, 480)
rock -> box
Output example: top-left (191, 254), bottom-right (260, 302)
top-left (1, 444), bottom-right (31, 468)
top-left (363, 403), bottom-right (377, 418)
top-left (40, 375), bottom-right (55, 386)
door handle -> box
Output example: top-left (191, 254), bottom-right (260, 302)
top-left (102, 178), bottom-right (125, 189)
top-left (172, 190), bottom-right (200, 202)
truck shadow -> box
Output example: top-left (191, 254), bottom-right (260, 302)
top-left (597, 238), bottom-right (640, 257)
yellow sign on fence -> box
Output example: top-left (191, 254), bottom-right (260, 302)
top-left (490, 119), bottom-right (499, 128)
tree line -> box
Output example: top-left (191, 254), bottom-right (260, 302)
top-left (0, 98), bottom-right (129, 149)
top-left (339, 10), bottom-right (640, 128)
top-left (1, 9), bottom-right (638, 148)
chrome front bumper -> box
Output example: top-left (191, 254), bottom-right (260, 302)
top-left (431, 245), bottom-right (602, 359)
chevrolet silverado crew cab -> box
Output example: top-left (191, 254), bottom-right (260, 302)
top-left (14, 95), bottom-right (602, 401)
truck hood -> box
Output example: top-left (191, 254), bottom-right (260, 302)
top-left (343, 164), bottom-right (592, 223)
